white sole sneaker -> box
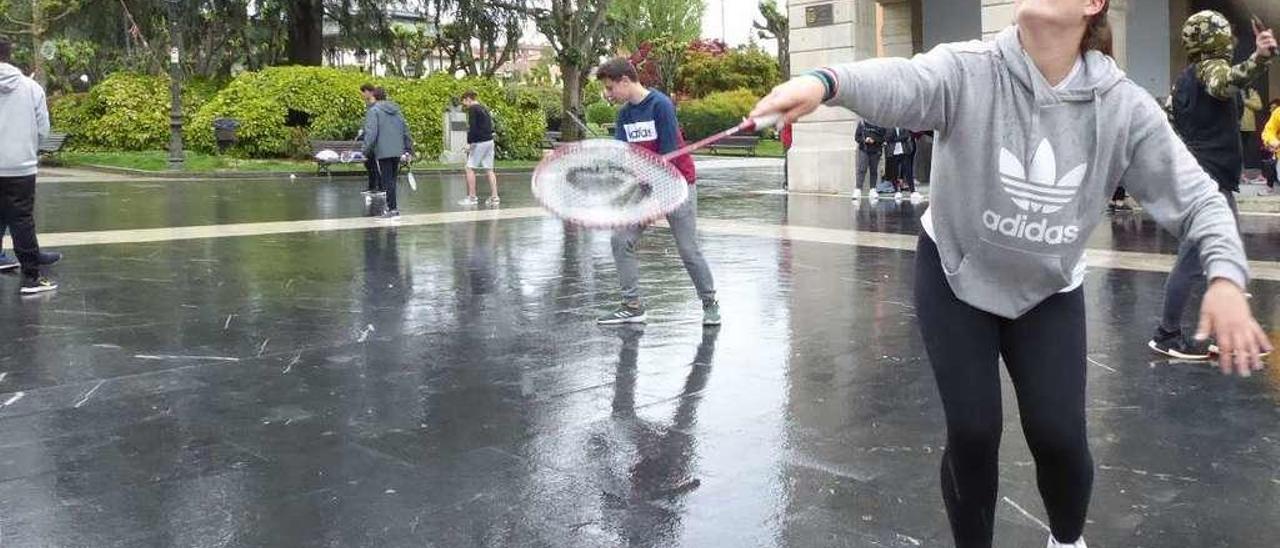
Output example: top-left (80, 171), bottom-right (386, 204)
top-left (597, 312), bottom-right (647, 325)
top-left (1147, 339), bottom-right (1211, 360)
top-left (851, 189), bottom-right (862, 200)
top-left (20, 283), bottom-right (57, 295)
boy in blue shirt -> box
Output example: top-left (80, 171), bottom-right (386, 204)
top-left (594, 58), bottom-right (718, 326)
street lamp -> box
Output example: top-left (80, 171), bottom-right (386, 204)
top-left (166, 0), bottom-right (185, 170)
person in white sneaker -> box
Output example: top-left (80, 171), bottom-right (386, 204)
top-left (0, 36), bottom-right (57, 294)
top-left (459, 90), bottom-right (499, 207)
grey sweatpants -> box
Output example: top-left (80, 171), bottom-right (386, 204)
top-left (1159, 189), bottom-right (1239, 332)
top-left (856, 149), bottom-right (881, 192)
top-left (611, 189), bottom-right (715, 305)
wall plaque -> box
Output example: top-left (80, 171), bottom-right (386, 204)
top-left (805, 4), bottom-right (834, 27)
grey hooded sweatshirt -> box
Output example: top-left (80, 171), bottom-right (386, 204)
top-left (0, 63), bottom-right (50, 177)
top-left (818, 26), bottom-right (1248, 319)
top-left (362, 100), bottom-right (413, 160)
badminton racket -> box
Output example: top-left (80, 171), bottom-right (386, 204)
top-left (531, 114), bottom-right (780, 228)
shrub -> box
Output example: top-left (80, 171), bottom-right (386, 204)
top-left (192, 68), bottom-right (543, 160)
top-left (583, 79), bottom-right (606, 107)
top-left (190, 67), bottom-right (370, 157)
top-left (521, 85), bottom-right (564, 131)
top-left (585, 101), bottom-right (617, 125)
top-left (49, 73), bottom-right (219, 151)
top-left (676, 89), bottom-right (758, 141)
top-left (680, 47), bottom-right (780, 98)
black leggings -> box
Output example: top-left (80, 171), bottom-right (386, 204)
top-left (914, 235), bottom-right (1093, 547)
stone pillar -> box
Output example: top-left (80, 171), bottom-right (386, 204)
top-left (1110, 0), bottom-right (1128, 69)
top-left (980, 0), bottom-right (1014, 41)
top-left (878, 0), bottom-right (916, 58)
top-left (787, 0), bottom-right (879, 194)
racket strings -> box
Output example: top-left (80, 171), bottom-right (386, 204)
top-left (533, 140), bottom-right (688, 227)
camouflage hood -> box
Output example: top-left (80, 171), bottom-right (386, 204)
top-left (1183, 10), bottom-right (1236, 62)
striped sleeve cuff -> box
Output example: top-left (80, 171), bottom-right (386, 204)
top-left (805, 68), bottom-right (839, 102)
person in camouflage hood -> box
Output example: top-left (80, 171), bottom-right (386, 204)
top-left (1180, 10), bottom-right (1273, 104)
top-left (1152, 11), bottom-right (1276, 360)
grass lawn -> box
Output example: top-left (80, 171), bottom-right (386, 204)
top-left (59, 151), bottom-right (538, 174)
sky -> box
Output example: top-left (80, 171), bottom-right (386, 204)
top-left (701, 0), bottom-right (780, 52)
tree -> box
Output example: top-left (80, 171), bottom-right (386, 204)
top-left (508, 0), bottom-right (616, 142)
top-left (284, 0), bottom-right (323, 65)
top-left (381, 22), bottom-right (431, 77)
top-left (279, 0), bottom-right (393, 67)
top-left (432, 0), bottom-right (524, 77)
top-left (754, 0), bottom-right (788, 79)
top-left (627, 36), bottom-right (684, 95)
top-left (609, 0), bottom-right (702, 54)
top-left (0, 0), bottom-right (82, 86)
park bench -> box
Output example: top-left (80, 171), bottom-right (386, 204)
top-left (38, 132), bottom-right (68, 159)
top-left (706, 134), bottom-right (761, 156)
top-left (310, 140), bottom-right (365, 175)
top-left (542, 131), bottom-right (563, 149)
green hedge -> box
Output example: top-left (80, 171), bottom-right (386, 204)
top-left (49, 73), bottom-right (219, 151)
top-left (585, 101), bottom-right (618, 125)
top-left (680, 48), bottom-right (780, 99)
top-left (676, 88), bottom-right (758, 141)
top-left (190, 67), bottom-right (542, 160)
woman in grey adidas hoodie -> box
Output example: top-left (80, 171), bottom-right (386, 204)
top-left (750, 1), bottom-right (1271, 547)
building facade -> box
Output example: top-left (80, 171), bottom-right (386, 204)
top-left (787, 0), bottom-right (1280, 194)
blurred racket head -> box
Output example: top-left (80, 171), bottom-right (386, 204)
top-left (532, 139), bottom-right (689, 228)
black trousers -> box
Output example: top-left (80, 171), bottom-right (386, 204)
top-left (364, 157), bottom-right (379, 191)
top-left (914, 235), bottom-right (1093, 547)
top-left (0, 175), bottom-right (41, 279)
top-left (375, 157), bottom-right (400, 211)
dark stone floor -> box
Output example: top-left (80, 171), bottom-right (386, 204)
top-left (1, 161), bottom-right (1277, 547)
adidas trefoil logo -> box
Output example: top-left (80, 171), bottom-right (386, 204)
top-left (983, 139), bottom-right (1085, 246)
top-left (999, 139), bottom-right (1086, 214)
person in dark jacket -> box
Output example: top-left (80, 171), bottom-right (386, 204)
top-left (854, 120), bottom-right (885, 200)
top-left (357, 84), bottom-right (381, 201)
top-left (1151, 10), bottom-right (1274, 359)
top-left (884, 127), bottom-right (919, 198)
top-left (361, 87), bottom-right (414, 220)
top-left (459, 90), bottom-right (500, 207)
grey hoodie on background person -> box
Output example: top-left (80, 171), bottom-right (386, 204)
top-left (362, 100), bottom-right (413, 160)
top-left (816, 26), bottom-right (1248, 319)
top-left (0, 63), bottom-right (50, 177)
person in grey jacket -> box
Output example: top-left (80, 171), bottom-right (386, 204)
top-left (0, 36), bottom-right (57, 294)
top-left (749, 1), bottom-right (1270, 547)
top-left (361, 87), bottom-right (413, 220)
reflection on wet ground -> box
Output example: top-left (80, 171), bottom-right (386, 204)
top-left (0, 160), bottom-right (1277, 547)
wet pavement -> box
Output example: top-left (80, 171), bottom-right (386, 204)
top-left (0, 158), bottom-right (1278, 547)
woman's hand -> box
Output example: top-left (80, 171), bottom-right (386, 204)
top-left (749, 76), bottom-right (828, 128)
top-left (1197, 279), bottom-right (1273, 376)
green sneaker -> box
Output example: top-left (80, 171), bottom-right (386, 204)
top-left (702, 299), bottom-right (721, 326)
top-left (598, 303), bottom-right (646, 325)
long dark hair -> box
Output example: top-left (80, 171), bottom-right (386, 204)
top-left (1081, 2), bottom-right (1113, 56)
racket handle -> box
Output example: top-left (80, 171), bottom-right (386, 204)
top-left (744, 113), bottom-right (782, 132)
